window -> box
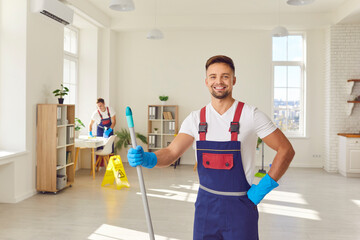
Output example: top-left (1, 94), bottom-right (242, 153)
top-left (63, 27), bottom-right (78, 105)
top-left (272, 34), bottom-right (306, 137)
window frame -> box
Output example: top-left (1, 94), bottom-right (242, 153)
top-left (63, 26), bottom-right (79, 107)
top-left (271, 33), bottom-right (307, 138)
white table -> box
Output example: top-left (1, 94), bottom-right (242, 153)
top-left (74, 136), bottom-right (107, 179)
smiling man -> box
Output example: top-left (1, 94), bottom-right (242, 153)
top-left (127, 55), bottom-right (295, 240)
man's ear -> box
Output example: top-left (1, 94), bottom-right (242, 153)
top-left (233, 76), bottom-right (237, 86)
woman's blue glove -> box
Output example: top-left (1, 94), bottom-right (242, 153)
top-left (89, 131), bottom-right (93, 137)
top-left (104, 128), bottom-right (113, 138)
top-left (127, 146), bottom-right (157, 169)
top-left (247, 174), bottom-right (279, 205)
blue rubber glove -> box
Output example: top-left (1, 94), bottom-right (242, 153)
top-left (127, 146), bottom-right (157, 169)
top-left (104, 128), bottom-right (112, 138)
top-left (247, 174), bottom-right (279, 205)
top-left (89, 131), bottom-right (93, 137)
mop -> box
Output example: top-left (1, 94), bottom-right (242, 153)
top-left (254, 141), bottom-right (267, 178)
top-left (126, 107), bottom-right (155, 240)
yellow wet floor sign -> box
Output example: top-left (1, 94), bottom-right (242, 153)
top-left (101, 155), bottom-right (130, 190)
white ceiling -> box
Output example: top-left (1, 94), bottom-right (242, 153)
top-left (78, 0), bottom-right (360, 31)
top-left (88, 0), bottom-right (346, 16)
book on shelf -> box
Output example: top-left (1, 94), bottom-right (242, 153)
top-left (66, 126), bottom-right (74, 144)
top-left (163, 112), bottom-right (173, 120)
top-left (149, 107), bottom-right (157, 119)
top-left (168, 112), bottom-right (173, 120)
top-left (149, 135), bottom-right (156, 148)
top-left (66, 151), bottom-right (72, 164)
top-left (57, 107), bottom-right (62, 125)
top-left (168, 121), bottom-right (175, 134)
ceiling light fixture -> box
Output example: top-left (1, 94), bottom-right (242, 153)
top-left (271, 26), bottom-right (289, 37)
top-left (147, 0), bottom-right (164, 40)
top-left (147, 29), bottom-right (164, 39)
top-left (272, 0), bottom-right (288, 37)
top-left (287, 0), bottom-right (315, 6)
top-left (109, 0), bottom-right (135, 11)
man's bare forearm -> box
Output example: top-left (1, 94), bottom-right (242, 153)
top-left (154, 133), bottom-right (194, 168)
top-left (262, 129), bottom-right (295, 182)
top-left (268, 145), bottom-right (295, 181)
top-left (154, 148), bottom-right (181, 167)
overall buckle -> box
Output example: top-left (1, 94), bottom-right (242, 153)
top-left (198, 122), bottom-right (208, 133)
top-left (230, 122), bottom-right (239, 133)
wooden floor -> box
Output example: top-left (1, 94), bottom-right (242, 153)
top-left (0, 165), bottom-right (360, 240)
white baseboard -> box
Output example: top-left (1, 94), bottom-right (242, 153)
top-left (14, 189), bottom-right (37, 203)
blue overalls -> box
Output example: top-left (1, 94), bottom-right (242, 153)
top-left (194, 102), bottom-right (259, 240)
top-left (97, 107), bottom-right (114, 152)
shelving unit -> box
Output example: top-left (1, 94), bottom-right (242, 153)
top-left (36, 104), bottom-right (75, 193)
top-left (147, 105), bottom-right (179, 152)
top-left (347, 79), bottom-right (360, 115)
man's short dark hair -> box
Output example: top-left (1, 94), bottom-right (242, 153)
top-left (205, 55), bottom-right (235, 74)
top-left (96, 98), bottom-right (105, 104)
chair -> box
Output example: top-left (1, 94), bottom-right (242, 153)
top-left (92, 135), bottom-right (116, 175)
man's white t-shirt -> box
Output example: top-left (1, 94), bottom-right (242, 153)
top-left (179, 101), bottom-right (277, 185)
top-left (91, 106), bottom-right (116, 125)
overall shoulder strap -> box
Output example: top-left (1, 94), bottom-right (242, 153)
top-left (230, 102), bottom-right (244, 141)
top-left (106, 107), bottom-right (111, 118)
top-left (198, 106), bottom-right (207, 141)
top-left (97, 110), bottom-right (103, 120)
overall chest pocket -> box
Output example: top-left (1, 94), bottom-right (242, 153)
top-left (202, 153), bottom-right (234, 170)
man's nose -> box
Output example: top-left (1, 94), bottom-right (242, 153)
top-left (215, 77), bottom-right (224, 84)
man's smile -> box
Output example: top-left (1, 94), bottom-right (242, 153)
top-left (213, 85), bottom-right (227, 91)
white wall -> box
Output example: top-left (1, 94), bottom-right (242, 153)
top-left (324, 24), bottom-right (360, 172)
top-left (0, 0), bottom-right (27, 151)
top-left (0, 0), bottom-right (111, 202)
top-left (114, 29), bottom-right (325, 167)
top-left (25, 0), bottom-right (65, 201)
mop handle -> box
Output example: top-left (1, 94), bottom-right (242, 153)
top-left (262, 141), bottom-right (265, 169)
top-left (126, 107), bottom-right (155, 240)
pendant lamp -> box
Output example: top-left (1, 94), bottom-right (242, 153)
top-left (147, 0), bottom-right (164, 39)
top-left (147, 28), bottom-right (164, 39)
top-left (272, 0), bottom-right (288, 37)
top-left (271, 26), bottom-right (289, 37)
top-left (287, 0), bottom-right (315, 6)
top-left (109, 0), bottom-right (135, 11)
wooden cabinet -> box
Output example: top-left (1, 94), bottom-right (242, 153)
top-left (338, 134), bottom-right (360, 177)
top-left (37, 104), bottom-right (75, 192)
top-left (147, 105), bottom-right (178, 152)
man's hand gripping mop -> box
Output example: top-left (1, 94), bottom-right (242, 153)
top-left (126, 107), bottom-right (155, 240)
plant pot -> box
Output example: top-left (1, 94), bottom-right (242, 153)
top-left (58, 98), bottom-right (64, 104)
top-left (75, 131), bottom-right (80, 139)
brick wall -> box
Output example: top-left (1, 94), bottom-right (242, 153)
top-left (324, 25), bottom-right (360, 172)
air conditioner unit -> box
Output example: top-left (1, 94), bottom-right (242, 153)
top-left (32, 0), bottom-right (74, 25)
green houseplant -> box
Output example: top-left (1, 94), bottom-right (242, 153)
top-left (256, 137), bottom-right (262, 149)
top-left (74, 118), bottom-right (85, 138)
top-left (115, 128), bottom-right (148, 153)
top-left (159, 95), bottom-right (169, 105)
top-left (53, 84), bottom-right (69, 104)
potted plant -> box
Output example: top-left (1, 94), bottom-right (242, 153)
top-left (115, 128), bottom-right (148, 153)
top-left (74, 118), bottom-right (85, 138)
top-left (159, 95), bottom-right (169, 105)
top-left (53, 84), bottom-right (69, 104)
top-left (256, 137), bottom-right (262, 149)
top-left (154, 128), bottom-right (158, 134)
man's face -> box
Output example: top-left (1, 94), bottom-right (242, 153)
top-left (205, 63), bottom-right (236, 100)
top-left (97, 102), bottom-right (105, 111)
